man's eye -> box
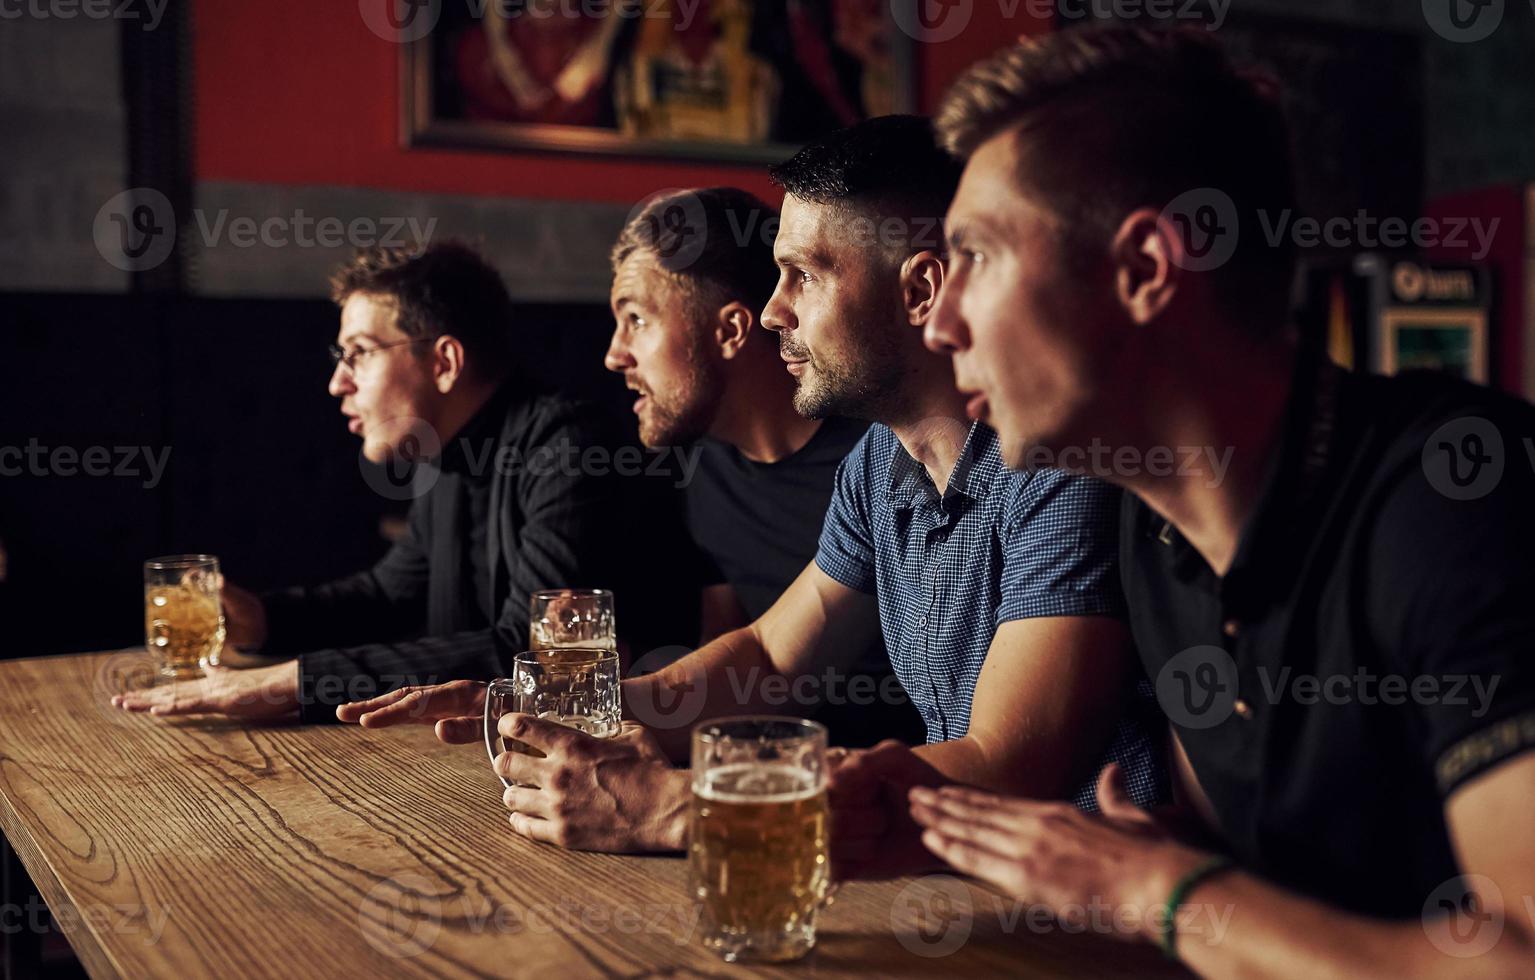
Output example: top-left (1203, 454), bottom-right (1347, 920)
top-left (961, 248), bottom-right (983, 265)
top-left (629, 314), bottom-right (646, 329)
top-left (798, 270), bottom-right (813, 284)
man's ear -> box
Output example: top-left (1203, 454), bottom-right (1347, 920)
top-left (1112, 208), bottom-right (1181, 326)
top-left (901, 249), bottom-right (946, 327)
top-left (714, 301), bottom-right (756, 360)
top-left (432, 334), bottom-right (467, 393)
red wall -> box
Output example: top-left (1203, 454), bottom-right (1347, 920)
top-left (192, 0), bottom-right (1043, 204)
top-left (1426, 185), bottom-right (1530, 396)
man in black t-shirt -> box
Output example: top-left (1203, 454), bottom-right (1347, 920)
top-left (603, 187), bottom-right (922, 748)
top-left (909, 27), bottom-right (1535, 978)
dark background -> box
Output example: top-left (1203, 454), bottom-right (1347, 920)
top-left (0, 293), bottom-right (624, 658)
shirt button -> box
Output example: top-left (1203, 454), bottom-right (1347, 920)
top-left (1222, 618), bottom-right (1241, 638)
top-left (1233, 698), bottom-right (1253, 720)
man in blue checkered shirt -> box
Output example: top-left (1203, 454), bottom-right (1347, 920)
top-left (345, 117), bottom-right (1166, 867)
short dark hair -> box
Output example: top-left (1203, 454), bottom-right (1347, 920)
top-left (936, 27), bottom-right (1297, 326)
top-left (768, 114), bottom-right (961, 250)
top-left (329, 241), bottom-right (515, 378)
top-left (610, 187), bottom-right (779, 317)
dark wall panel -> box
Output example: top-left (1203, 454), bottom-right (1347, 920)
top-left (0, 292), bottom-right (620, 658)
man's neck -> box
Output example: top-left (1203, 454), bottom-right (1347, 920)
top-left (433, 377), bottom-right (502, 448)
top-left (886, 385), bottom-right (972, 496)
top-left (710, 359), bottom-right (823, 464)
top-left (1119, 340), bottom-right (1298, 577)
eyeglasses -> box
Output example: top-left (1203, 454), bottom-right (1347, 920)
top-left (327, 339), bottom-right (430, 373)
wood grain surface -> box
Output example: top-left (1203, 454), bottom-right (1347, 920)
top-left (0, 651), bottom-right (1189, 979)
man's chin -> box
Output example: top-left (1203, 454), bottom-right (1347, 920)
top-left (360, 438), bottom-right (392, 465)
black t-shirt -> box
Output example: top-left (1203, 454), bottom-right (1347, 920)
top-left (685, 416), bottom-right (926, 745)
top-left (687, 416), bottom-right (868, 619)
top-left (1124, 358), bottom-right (1535, 918)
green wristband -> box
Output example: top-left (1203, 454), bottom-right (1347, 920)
top-left (1158, 855), bottom-right (1234, 961)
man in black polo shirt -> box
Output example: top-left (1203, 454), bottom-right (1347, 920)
top-left (910, 27), bottom-right (1535, 977)
top-left (115, 242), bottom-right (689, 722)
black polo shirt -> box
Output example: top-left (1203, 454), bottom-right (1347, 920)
top-left (1124, 357), bottom-right (1535, 918)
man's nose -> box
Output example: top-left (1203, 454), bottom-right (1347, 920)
top-left (924, 281), bottom-right (968, 354)
top-left (603, 328), bottom-right (633, 373)
top-left (760, 291), bottom-right (791, 333)
top-left (327, 361), bottom-right (354, 398)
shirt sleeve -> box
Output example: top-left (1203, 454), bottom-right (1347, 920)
top-left (295, 398), bottom-right (690, 724)
top-left (813, 429), bottom-right (878, 594)
top-left (260, 497), bottom-right (432, 657)
top-left (996, 470), bottom-right (1128, 626)
top-left (1369, 417), bottom-right (1535, 796)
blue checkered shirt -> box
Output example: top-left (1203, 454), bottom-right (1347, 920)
top-left (815, 422), bottom-right (1167, 810)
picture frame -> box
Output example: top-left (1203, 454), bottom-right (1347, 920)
top-left (401, 0), bottom-right (916, 163)
top-left (1378, 308), bottom-right (1490, 384)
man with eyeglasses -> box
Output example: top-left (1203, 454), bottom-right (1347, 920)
top-left (115, 241), bottom-right (690, 722)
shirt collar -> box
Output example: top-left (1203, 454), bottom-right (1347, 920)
top-left (438, 381), bottom-right (516, 479)
top-left (1153, 353), bottom-right (1341, 596)
top-left (886, 421), bottom-right (999, 507)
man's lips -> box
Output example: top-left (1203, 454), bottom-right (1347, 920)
top-left (625, 380), bottom-right (649, 412)
top-left (344, 414), bottom-right (364, 435)
top-left (782, 356), bottom-right (809, 376)
top-left (961, 390), bottom-right (988, 421)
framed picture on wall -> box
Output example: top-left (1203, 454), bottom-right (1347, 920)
top-left (401, 0), bottom-right (915, 162)
top-left (1378, 309), bottom-right (1490, 383)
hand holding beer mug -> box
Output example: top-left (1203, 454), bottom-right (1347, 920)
top-left (690, 718), bottom-right (829, 962)
top-left (529, 588), bottom-right (616, 653)
top-left (143, 555), bottom-right (227, 679)
top-left (484, 649), bottom-right (621, 788)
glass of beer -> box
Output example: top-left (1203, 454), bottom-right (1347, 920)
top-left (143, 555), bottom-right (226, 679)
top-left (483, 648), bottom-right (621, 788)
top-left (689, 717), bottom-right (829, 963)
top-left (529, 588), bottom-right (616, 653)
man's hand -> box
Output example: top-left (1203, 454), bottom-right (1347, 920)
top-left (337, 680), bottom-right (486, 744)
top-left (218, 579), bottom-right (268, 651)
top-left (909, 762), bottom-right (1213, 943)
top-left (111, 660), bottom-right (300, 721)
top-left (828, 739), bottom-right (951, 881)
top-left (492, 714), bottom-right (689, 853)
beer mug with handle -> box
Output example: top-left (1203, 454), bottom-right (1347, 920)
top-left (484, 648), bottom-right (621, 788)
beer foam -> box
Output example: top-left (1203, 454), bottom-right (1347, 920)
top-left (697, 763), bottom-right (821, 803)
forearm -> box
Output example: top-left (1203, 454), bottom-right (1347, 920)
top-left (262, 572), bottom-right (422, 657)
top-left (621, 623), bottom-right (792, 761)
top-left (912, 730), bottom-right (1091, 800)
top-left (298, 629), bottom-right (504, 724)
top-left (1167, 868), bottom-right (1534, 980)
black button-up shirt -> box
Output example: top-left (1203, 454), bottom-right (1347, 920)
top-left (1124, 357), bottom-right (1535, 917)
